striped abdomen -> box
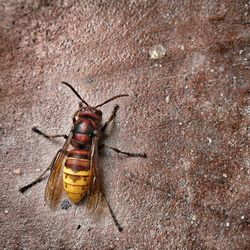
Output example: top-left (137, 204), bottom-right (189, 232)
top-left (63, 118), bottom-right (96, 203)
top-left (63, 149), bottom-right (91, 203)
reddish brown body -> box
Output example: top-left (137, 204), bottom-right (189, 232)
top-left (63, 110), bottom-right (102, 203)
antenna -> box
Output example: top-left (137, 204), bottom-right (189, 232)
top-left (61, 82), bottom-right (89, 106)
top-left (95, 94), bottom-right (129, 108)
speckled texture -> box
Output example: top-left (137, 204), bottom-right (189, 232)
top-left (1, 1), bottom-right (249, 249)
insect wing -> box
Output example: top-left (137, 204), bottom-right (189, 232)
top-left (87, 135), bottom-right (123, 232)
top-left (87, 135), bottom-right (102, 212)
top-left (44, 132), bottom-right (73, 208)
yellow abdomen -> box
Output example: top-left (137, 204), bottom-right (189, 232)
top-left (63, 157), bottom-right (90, 204)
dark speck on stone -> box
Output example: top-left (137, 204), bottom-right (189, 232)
top-left (60, 199), bottom-right (71, 210)
top-left (85, 77), bottom-right (94, 84)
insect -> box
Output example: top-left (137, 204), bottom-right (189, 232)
top-left (19, 82), bottom-right (146, 232)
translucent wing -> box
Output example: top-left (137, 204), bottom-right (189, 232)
top-left (44, 132), bottom-right (73, 208)
top-left (87, 135), bottom-right (123, 231)
top-left (87, 135), bottom-right (103, 212)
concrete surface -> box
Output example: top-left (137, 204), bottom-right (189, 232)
top-left (1, 0), bottom-right (249, 249)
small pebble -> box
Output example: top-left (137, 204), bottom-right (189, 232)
top-left (13, 168), bottom-right (21, 175)
top-left (207, 137), bottom-right (212, 145)
top-left (149, 44), bottom-right (167, 59)
top-left (165, 96), bottom-right (170, 103)
top-left (180, 45), bottom-right (185, 50)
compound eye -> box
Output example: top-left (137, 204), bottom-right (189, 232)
top-left (95, 109), bottom-right (102, 116)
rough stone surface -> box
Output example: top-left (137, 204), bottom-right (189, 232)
top-left (0, 1), bottom-right (249, 249)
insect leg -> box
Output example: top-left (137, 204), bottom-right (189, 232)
top-left (32, 127), bottom-right (68, 140)
top-left (103, 144), bottom-right (147, 158)
top-left (102, 194), bottom-right (123, 232)
top-left (101, 105), bottom-right (119, 132)
top-left (19, 149), bottom-right (62, 193)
